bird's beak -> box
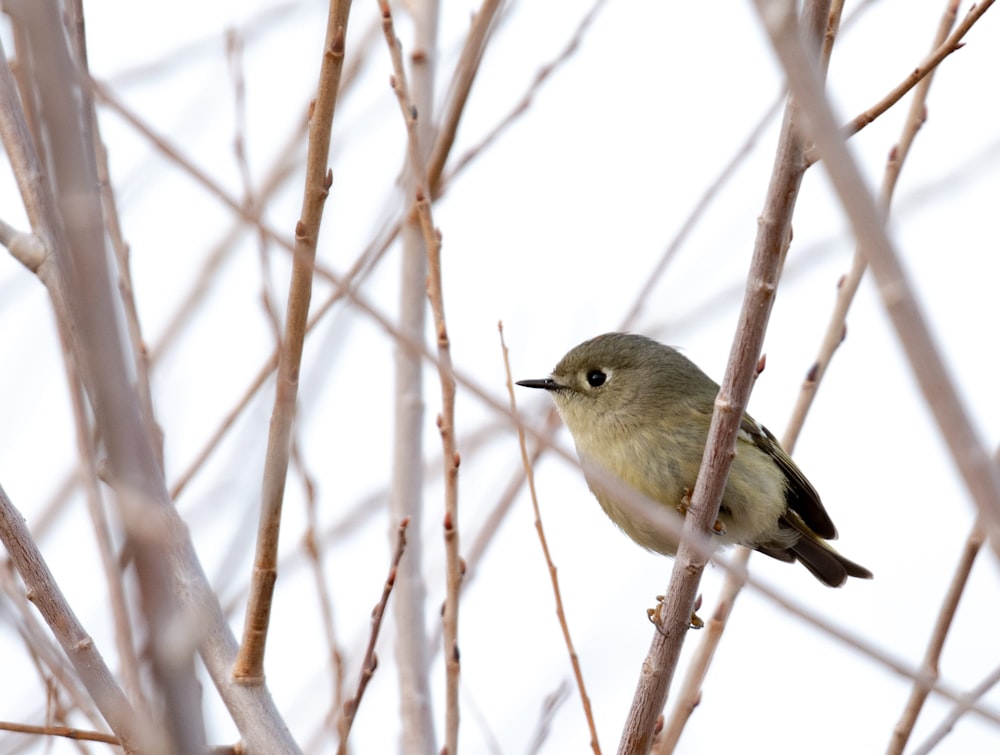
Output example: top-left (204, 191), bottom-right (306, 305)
top-left (516, 378), bottom-right (559, 390)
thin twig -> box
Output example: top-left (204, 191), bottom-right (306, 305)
top-left (379, 3), bottom-right (462, 751)
top-left (335, 518), bottom-right (410, 754)
top-left (426, 0), bottom-right (505, 190)
top-left (0, 720), bottom-right (119, 745)
top-left (790, 0), bottom-right (957, 445)
top-left (526, 681), bottom-right (572, 755)
top-left (807, 0), bottom-right (996, 165)
top-left (439, 0), bottom-right (609, 194)
top-left (234, 0), bottom-right (354, 682)
top-left (887, 520), bottom-right (985, 754)
top-left (501, 324), bottom-right (602, 754)
top-left (621, 94), bottom-right (781, 330)
top-left (293, 437), bottom-right (347, 735)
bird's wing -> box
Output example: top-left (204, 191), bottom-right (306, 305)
top-left (738, 416), bottom-right (838, 540)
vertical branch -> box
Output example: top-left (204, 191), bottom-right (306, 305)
top-left (65, 362), bottom-right (148, 713)
top-left (661, 2), bottom-right (959, 747)
top-left (388, 0), bottom-right (441, 750)
top-left (379, 3), bottom-right (460, 751)
top-left (234, 0), bottom-right (355, 682)
top-left (68, 0), bottom-right (164, 467)
top-left (617, 2), bottom-right (832, 752)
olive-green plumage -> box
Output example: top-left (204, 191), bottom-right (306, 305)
top-left (517, 333), bottom-right (871, 587)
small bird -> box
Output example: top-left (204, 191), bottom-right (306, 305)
top-left (517, 332), bottom-right (871, 587)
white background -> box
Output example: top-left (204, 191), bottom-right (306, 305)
top-left (1, 1), bottom-right (999, 753)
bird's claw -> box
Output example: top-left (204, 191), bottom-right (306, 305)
top-left (647, 594), bottom-right (704, 630)
top-left (677, 488), bottom-right (726, 537)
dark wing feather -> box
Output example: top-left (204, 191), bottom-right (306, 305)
top-left (739, 416), bottom-right (837, 539)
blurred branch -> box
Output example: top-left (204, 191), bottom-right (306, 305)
top-left (293, 435), bottom-right (346, 733)
top-left (65, 354), bottom-right (148, 713)
top-left (526, 681), bottom-right (572, 755)
top-left (234, 0), bottom-right (355, 682)
top-left (0, 3), bottom-right (302, 750)
top-left (69, 1), bottom-right (163, 468)
top-left (65, 0), bottom-right (149, 713)
top-left (1, 2), bottom-right (200, 747)
top-left (621, 94), bottom-right (781, 331)
top-left (386, 0), bottom-right (441, 750)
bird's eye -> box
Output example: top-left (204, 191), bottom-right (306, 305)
top-left (586, 369), bottom-right (607, 387)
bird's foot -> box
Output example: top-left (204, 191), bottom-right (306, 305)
top-left (677, 488), bottom-right (726, 537)
top-left (676, 488), bottom-right (692, 517)
top-left (647, 594), bottom-right (704, 631)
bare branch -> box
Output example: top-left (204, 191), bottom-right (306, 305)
top-left (501, 323), bottom-right (601, 754)
top-left (336, 517), bottom-right (410, 754)
top-left (235, 0), bottom-right (355, 683)
top-left (0, 483), bottom-right (141, 751)
top-left (617, 3), bottom-right (834, 751)
top-left (888, 520), bottom-right (985, 753)
top-left (379, 3), bottom-right (462, 750)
